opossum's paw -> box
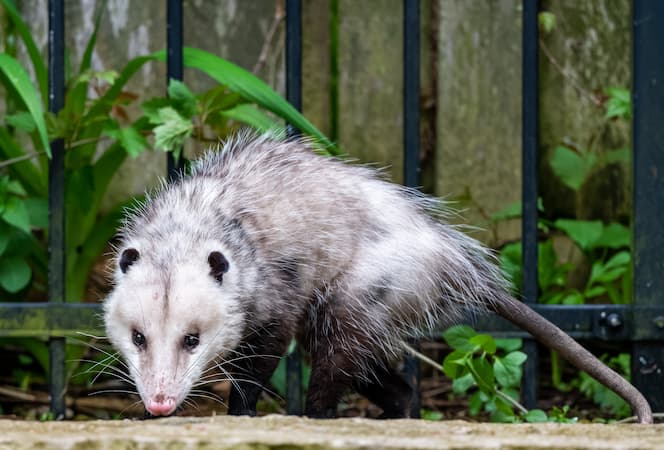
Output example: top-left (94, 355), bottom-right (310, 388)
top-left (227, 408), bottom-right (257, 417)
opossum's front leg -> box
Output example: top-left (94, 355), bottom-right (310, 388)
top-left (227, 323), bottom-right (291, 416)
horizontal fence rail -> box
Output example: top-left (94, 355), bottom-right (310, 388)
top-left (0, 0), bottom-right (662, 417)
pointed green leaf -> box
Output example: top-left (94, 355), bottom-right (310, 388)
top-left (6, 111), bottom-right (36, 132)
top-left (554, 219), bottom-right (603, 251)
top-left (452, 372), bottom-right (475, 394)
top-left (442, 350), bottom-right (469, 379)
top-left (594, 223), bottom-right (630, 249)
top-left (221, 103), bottom-right (279, 132)
top-left (495, 338), bottom-right (522, 353)
top-left (0, 53), bottom-right (51, 157)
top-left (1, 196), bottom-right (31, 234)
top-left (1, 0), bottom-right (48, 102)
top-left (443, 325), bottom-right (477, 352)
top-left (103, 124), bottom-right (148, 158)
top-left (168, 79), bottom-right (197, 118)
top-left (152, 107), bottom-right (194, 152)
top-left (0, 256), bottom-right (31, 293)
top-left (550, 146), bottom-right (589, 191)
top-left (469, 334), bottom-right (497, 355)
top-left (470, 356), bottom-right (495, 394)
top-left (524, 409), bottom-right (549, 423)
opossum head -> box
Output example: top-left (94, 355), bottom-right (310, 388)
top-left (103, 241), bottom-right (246, 416)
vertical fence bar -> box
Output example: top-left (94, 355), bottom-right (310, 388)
top-left (48, 0), bottom-right (66, 419)
top-left (285, 0), bottom-right (304, 416)
top-left (167, 0), bottom-right (184, 180)
top-left (632, 0), bottom-right (664, 412)
top-left (403, 0), bottom-right (421, 419)
top-left (521, 0), bottom-right (539, 410)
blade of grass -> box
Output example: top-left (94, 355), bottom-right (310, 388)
top-left (0, 53), bottom-right (51, 157)
top-left (0, 0), bottom-right (48, 103)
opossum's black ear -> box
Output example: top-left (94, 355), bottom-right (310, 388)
top-left (208, 251), bottom-right (229, 283)
top-left (119, 248), bottom-right (140, 273)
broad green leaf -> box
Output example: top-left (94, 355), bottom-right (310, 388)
top-left (469, 334), bottom-right (497, 355)
top-left (452, 372), bottom-right (475, 394)
top-left (470, 356), bottom-right (495, 394)
top-left (524, 409), bottom-right (549, 423)
top-left (152, 107), bottom-right (194, 152)
top-left (0, 256), bottom-right (31, 292)
top-left (0, 221), bottom-right (9, 255)
top-left (221, 103), bottom-right (279, 132)
top-left (142, 97), bottom-right (171, 123)
top-left (494, 352), bottom-right (527, 388)
top-left (442, 350), bottom-right (469, 379)
top-left (605, 251), bottom-right (631, 270)
top-left (1, 196), bottom-right (31, 234)
top-left (605, 148), bottom-right (631, 164)
top-left (584, 285), bottom-right (607, 298)
top-left (594, 223), bottom-right (630, 249)
top-left (538, 12), bottom-right (556, 34)
top-left (24, 198), bottom-right (48, 229)
top-left (442, 325), bottom-right (477, 352)
top-left (605, 87), bottom-right (631, 120)
top-left (0, 0), bottom-right (48, 102)
top-left (469, 391), bottom-right (483, 416)
top-left (168, 79), bottom-right (197, 118)
top-left (554, 219), bottom-right (603, 251)
top-left (495, 338), bottom-right (522, 353)
top-left (6, 111), bottom-right (36, 132)
top-left (491, 201), bottom-right (522, 221)
top-left (0, 53), bottom-right (51, 157)
top-left (154, 47), bottom-right (337, 154)
top-left (103, 123), bottom-right (148, 158)
top-left (549, 146), bottom-right (589, 191)
top-left (561, 291), bottom-right (585, 305)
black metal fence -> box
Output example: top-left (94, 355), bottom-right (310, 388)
top-left (0, 0), bottom-right (663, 419)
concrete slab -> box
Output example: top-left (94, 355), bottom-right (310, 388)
top-left (0, 416), bottom-right (661, 450)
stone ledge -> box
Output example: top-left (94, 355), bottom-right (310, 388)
top-left (0, 415), bottom-right (661, 450)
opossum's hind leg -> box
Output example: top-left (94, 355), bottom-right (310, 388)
top-left (303, 290), bottom-right (375, 418)
top-left (353, 363), bottom-right (414, 418)
top-left (227, 322), bottom-right (292, 416)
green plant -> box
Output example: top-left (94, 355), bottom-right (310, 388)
top-left (490, 86), bottom-right (634, 419)
top-left (435, 325), bottom-right (575, 423)
top-left (0, 1), bottom-right (332, 398)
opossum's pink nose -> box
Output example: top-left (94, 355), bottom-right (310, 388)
top-left (145, 396), bottom-right (176, 416)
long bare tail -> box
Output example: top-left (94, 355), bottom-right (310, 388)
top-left (491, 297), bottom-right (653, 424)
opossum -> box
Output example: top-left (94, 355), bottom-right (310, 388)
top-left (103, 131), bottom-right (652, 423)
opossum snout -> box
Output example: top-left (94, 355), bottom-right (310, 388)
top-left (145, 393), bottom-right (177, 416)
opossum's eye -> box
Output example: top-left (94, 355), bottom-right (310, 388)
top-left (132, 329), bottom-right (146, 349)
top-left (120, 248), bottom-right (140, 273)
top-left (208, 251), bottom-right (229, 283)
top-left (183, 333), bottom-right (200, 350)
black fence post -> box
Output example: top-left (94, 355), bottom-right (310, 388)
top-left (521, 0), bottom-right (540, 410)
top-left (632, 0), bottom-right (664, 412)
top-left (285, 0), bottom-right (304, 416)
top-left (403, 0), bottom-right (421, 419)
top-left (47, 0), bottom-right (67, 419)
top-left (167, 0), bottom-right (184, 179)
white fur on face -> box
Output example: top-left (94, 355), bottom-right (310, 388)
top-left (103, 242), bottom-right (245, 414)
